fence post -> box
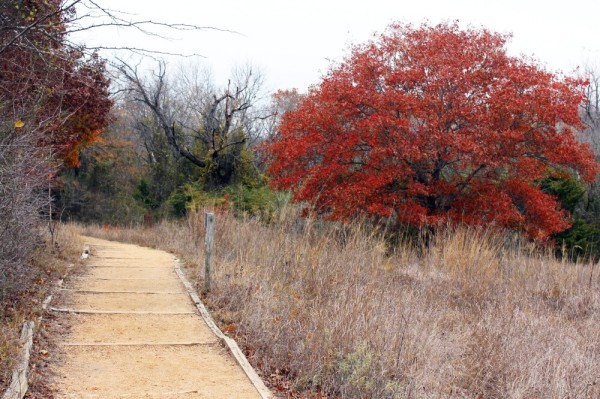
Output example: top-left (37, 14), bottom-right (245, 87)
top-left (204, 212), bottom-right (215, 293)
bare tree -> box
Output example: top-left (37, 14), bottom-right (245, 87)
top-left (581, 67), bottom-right (600, 153)
top-left (0, 0), bottom-right (227, 59)
top-left (119, 61), bottom-right (268, 188)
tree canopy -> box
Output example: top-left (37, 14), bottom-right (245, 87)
top-left (0, 0), bottom-right (112, 303)
top-left (265, 22), bottom-right (598, 239)
top-left (1, 0), bottom-right (112, 167)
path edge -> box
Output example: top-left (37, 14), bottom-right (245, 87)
top-left (1, 321), bottom-right (34, 399)
top-left (173, 259), bottom-right (274, 399)
top-left (1, 245), bottom-right (82, 399)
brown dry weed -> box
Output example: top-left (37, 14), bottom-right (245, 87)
top-left (79, 212), bottom-right (600, 399)
top-left (0, 224), bottom-right (82, 392)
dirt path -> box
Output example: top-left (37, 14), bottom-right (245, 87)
top-left (50, 236), bottom-right (265, 399)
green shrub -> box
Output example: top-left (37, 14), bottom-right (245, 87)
top-left (541, 174), bottom-right (600, 260)
top-left (164, 180), bottom-right (288, 221)
top-left (222, 184), bottom-right (285, 220)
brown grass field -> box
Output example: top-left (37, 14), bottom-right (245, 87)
top-left (79, 210), bottom-right (600, 398)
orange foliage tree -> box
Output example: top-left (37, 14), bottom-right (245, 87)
top-left (265, 23), bottom-right (598, 239)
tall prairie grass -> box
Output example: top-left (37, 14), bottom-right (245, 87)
top-left (80, 211), bottom-right (600, 398)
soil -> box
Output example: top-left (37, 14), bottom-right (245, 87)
top-left (48, 236), bottom-right (262, 399)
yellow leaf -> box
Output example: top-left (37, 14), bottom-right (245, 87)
top-left (14, 119), bottom-right (24, 128)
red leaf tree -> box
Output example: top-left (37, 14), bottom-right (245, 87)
top-left (265, 23), bottom-right (598, 239)
top-left (0, 0), bottom-right (112, 167)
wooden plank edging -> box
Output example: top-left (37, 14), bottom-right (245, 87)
top-left (49, 308), bottom-right (195, 315)
top-left (60, 341), bottom-right (217, 347)
top-left (58, 289), bottom-right (185, 294)
top-left (173, 259), bottom-right (273, 399)
top-left (1, 321), bottom-right (34, 399)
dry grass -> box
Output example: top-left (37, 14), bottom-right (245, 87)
top-left (0, 224), bottom-right (82, 391)
top-left (80, 211), bottom-right (600, 398)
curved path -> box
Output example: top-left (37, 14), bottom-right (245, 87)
top-left (50, 236), bottom-right (265, 399)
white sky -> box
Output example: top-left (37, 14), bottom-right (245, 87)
top-left (77, 0), bottom-right (600, 94)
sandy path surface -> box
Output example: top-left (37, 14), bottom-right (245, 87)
top-left (51, 236), bottom-right (263, 399)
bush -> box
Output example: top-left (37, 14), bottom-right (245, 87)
top-left (222, 184), bottom-right (288, 221)
top-left (541, 175), bottom-right (600, 260)
top-left (0, 123), bottom-right (48, 306)
top-left (164, 182), bottom-right (288, 221)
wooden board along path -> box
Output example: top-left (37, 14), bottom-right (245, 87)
top-left (50, 236), bottom-right (272, 399)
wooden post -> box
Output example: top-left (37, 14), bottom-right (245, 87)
top-left (204, 212), bottom-right (215, 293)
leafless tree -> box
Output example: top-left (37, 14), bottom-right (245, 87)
top-left (0, 0), bottom-right (227, 58)
top-left (119, 61), bottom-right (269, 188)
top-left (581, 67), bottom-right (600, 153)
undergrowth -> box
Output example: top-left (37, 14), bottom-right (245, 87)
top-left (0, 225), bottom-right (82, 392)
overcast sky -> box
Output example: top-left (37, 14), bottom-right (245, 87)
top-left (78, 0), bottom-right (600, 94)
